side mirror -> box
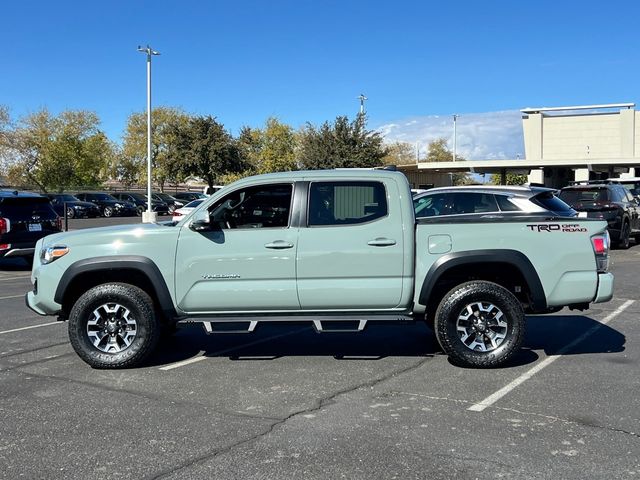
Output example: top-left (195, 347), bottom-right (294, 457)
top-left (189, 208), bottom-right (212, 231)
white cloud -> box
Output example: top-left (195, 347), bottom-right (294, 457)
top-left (376, 110), bottom-right (524, 160)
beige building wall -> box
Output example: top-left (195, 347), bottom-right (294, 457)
top-left (523, 106), bottom-right (639, 161)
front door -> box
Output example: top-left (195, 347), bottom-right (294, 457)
top-left (175, 183), bottom-right (300, 313)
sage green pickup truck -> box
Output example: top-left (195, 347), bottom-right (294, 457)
top-left (26, 170), bottom-right (614, 369)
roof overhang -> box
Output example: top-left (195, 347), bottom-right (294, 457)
top-left (521, 103), bottom-right (635, 114)
top-left (397, 158), bottom-right (640, 174)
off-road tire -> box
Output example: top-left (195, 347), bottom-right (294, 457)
top-left (68, 283), bottom-right (160, 369)
top-left (434, 281), bottom-right (525, 368)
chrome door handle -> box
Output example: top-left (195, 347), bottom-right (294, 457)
top-left (367, 238), bottom-right (396, 247)
top-left (264, 241), bottom-right (294, 249)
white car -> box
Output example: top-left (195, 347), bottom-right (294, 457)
top-left (172, 199), bottom-right (204, 222)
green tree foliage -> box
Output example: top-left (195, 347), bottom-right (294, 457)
top-left (298, 114), bottom-right (388, 170)
top-left (490, 173), bottom-right (528, 185)
top-left (172, 115), bottom-right (245, 187)
top-left (237, 117), bottom-right (298, 174)
top-left (382, 141), bottom-right (416, 165)
top-left (122, 107), bottom-right (189, 189)
top-left (425, 138), bottom-right (470, 185)
top-left (1, 108), bottom-right (112, 192)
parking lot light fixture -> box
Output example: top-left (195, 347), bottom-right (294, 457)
top-left (137, 45), bottom-right (160, 223)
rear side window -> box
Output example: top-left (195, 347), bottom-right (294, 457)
top-left (444, 192), bottom-right (499, 214)
top-left (495, 195), bottom-right (521, 212)
top-left (309, 181), bottom-right (387, 226)
top-left (530, 192), bottom-right (574, 213)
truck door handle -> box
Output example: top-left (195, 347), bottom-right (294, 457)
top-left (367, 238), bottom-right (396, 247)
top-left (264, 241), bottom-right (294, 249)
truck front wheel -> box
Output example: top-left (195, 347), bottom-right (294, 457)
top-left (68, 283), bottom-right (160, 369)
top-left (434, 281), bottom-right (525, 368)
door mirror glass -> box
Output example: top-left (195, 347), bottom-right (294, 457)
top-left (189, 208), bottom-right (211, 231)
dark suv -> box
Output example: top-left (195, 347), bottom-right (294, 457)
top-left (112, 192), bottom-right (170, 216)
top-left (74, 192), bottom-right (137, 217)
top-left (45, 193), bottom-right (101, 218)
top-left (559, 182), bottom-right (640, 249)
top-left (0, 190), bottom-right (61, 260)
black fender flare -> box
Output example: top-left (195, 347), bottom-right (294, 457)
top-left (418, 250), bottom-right (547, 312)
top-left (54, 255), bottom-right (177, 318)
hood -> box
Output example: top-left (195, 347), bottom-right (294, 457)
top-left (41, 222), bottom-right (178, 248)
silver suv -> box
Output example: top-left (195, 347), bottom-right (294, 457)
top-left (413, 185), bottom-right (576, 218)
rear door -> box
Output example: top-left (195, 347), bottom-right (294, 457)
top-left (296, 179), bottom-right (405, 310)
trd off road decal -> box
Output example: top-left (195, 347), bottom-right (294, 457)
top-left (526, 224), bottom-right (587, 233)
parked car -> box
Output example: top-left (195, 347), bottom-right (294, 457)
top-left (173, 191), bottom-right (207, 202)
top-left (172, 199), bottom-right (203, 221)
top-left (0, 190), bottom-right (61, 260)
top-left (413, 185), bottom-right (577, 219)
top-left (112, 192), bottom-right (170, 216)
top-left (74, 192), bottom-right (137, 217)
top-left (45, 194), bottom-right (101, 219)
top-left (559, 181), bottom-right (640, 249)
top-left (152, 192), bottom-right (184, 214)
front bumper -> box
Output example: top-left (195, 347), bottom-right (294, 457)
top-left (593, 272), bottom-right (614, 303)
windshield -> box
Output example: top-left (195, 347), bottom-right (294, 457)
top-left (57, 194), bottom-right (80, 202)
top-left (184, 199), bottom-right (204, 209)
top-left (531, 192), bottom-right (575, 213)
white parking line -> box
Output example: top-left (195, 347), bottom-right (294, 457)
top-left (468, 299), bottom-right (635, 413)
top-left (0, 321), bottom-right (60, 335)
top-left (0, 294), bottom-right (25, 300)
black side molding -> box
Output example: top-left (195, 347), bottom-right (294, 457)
top-left (54, 256), bottom-right (176, 318)
top-left (418, 249), bottom-right (547, 311)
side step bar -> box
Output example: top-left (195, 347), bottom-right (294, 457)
top-left (178, 314), bottom-right (415, 335)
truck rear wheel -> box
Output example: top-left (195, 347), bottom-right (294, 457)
top-left (68, 283), bottom-right (160, 369)
top-left (434, 281), bottom-right (524, 368)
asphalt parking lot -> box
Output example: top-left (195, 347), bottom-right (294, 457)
top-left (1, 217), bottom-right (639, 479)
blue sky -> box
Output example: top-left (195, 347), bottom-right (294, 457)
top-left (2, 0), bottom-right (639, 158)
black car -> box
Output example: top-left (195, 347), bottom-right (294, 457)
top-left (112, 192), bottom-right (170, 216)
top-left (152, 192), bottom-right (184, 214)
top-left (74, 192), bottom-right (137, 217)
top-left (0, 190), bottom-right (61, 260)
top-left (559, 181), bottom-right (640, 249)
top-left (45, 193), bottom-right (101, 219)
top-left (173, 191), bottom-right (207, 202)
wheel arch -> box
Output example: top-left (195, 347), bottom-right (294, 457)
top-left (54, 256), bottom-right (177, 321)
top-left (418, 250), bottom-right (547, 313)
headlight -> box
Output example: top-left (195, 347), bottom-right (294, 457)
top-left (114, 203), bottom-right (123, 208)
top-left (41, 245), bottom-right (69, 264)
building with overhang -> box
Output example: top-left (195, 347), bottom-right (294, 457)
top-left (398, 103), bottom-right (640, 188)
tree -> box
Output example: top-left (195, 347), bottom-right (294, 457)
top-left (382, 141), bottom-right (416, 165)
top-left (122, 107), bottom-right (189, 190)
top-left (1, 108), bottom-right (112, 192)
top-left (425, 138), bottom-right (470, 185)
top-left (237, 117), bottom-right (298, 174)
top-left (298, 114), bottom-right (388, 170)
top-left (172, 115), bottom-right (245, 187)
top-left (490, 173), bottom-right (528, 185)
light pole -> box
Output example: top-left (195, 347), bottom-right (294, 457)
top-left (452, 114), bottom-right (459, 161)
top-left (137, 44), bottom-right (160, 223)
top-left (357, 94), bottom-right (368, 115)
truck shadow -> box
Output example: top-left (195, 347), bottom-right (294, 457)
top-left (147, 314), bottom-right (626, 369)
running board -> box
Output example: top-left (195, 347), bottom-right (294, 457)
top-left (178, 313), bottom-right (414, 335)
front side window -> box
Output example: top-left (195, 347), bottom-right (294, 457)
top-left (308, 182), bottom-right (387, 226)
top-left (209, 183), bottom-right (292, 229)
